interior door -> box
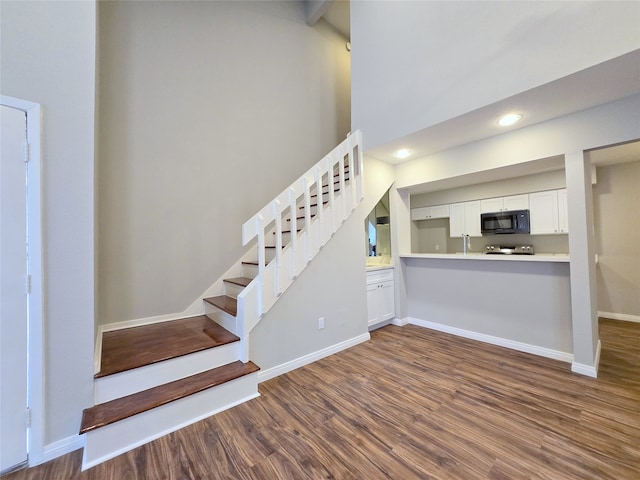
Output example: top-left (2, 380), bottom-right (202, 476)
top-left (0, 105), bottom-right (29, 473)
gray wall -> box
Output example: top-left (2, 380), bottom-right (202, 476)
top-left (404, 257), bottom-right (573, 354)
top-left (1, 1), bottom-right (96, 448)
top-left (594, 160), bottom-right (640, 317)
top-left (250, 155), bottom-right (395, 371)
top-left (97, 1), bottom-right (352, 325)
top-left (351, 1), bottom-right (640, 149)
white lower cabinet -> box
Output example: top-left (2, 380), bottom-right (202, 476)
top-left (367, 268), bottom-right (395, 328)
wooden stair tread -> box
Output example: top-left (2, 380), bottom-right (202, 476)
top-left (300, 201), bottom-right (328, 209)
top-left (204, 295), bottom-right (237, 316)
top-left (242, 260), bottom-right (258, 266)
top-left (223, 276), bottom-right (252, 287)
top-left (97, 316), bottom-right (239, 378)
top-left (80, 361), bottom-right (259, 434)
top-left (288, 213), bottom-right (317, 221)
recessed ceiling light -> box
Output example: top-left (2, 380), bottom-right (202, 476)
top-left (498, 113), bottom-right (523, 127)
top-left (393, 148), bottom-right (413, 159)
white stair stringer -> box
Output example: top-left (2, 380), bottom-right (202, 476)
top-left (94, 341), bottom-right (240, 404)
top-left (82, 372), bottom-right (259, 471)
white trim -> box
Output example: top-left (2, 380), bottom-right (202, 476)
top-left (1, 95), bottom-right (44, 467)
top-left (257, 332), bottom-right (370, 383)
top-left (40, 435), bottom-right (84, 465)
top-left (368, 319), bottom-right (392, 331)
top-left (598, 311), bottom-right (640, 323)
top-left (94, 324), bottom-right (103, 374)
top-left (406, 317), bottom-right (574, 363)
top-left (571, 339), bottom-right (601, 378)
top-left (391, 317), bottom-right (409, 326)
top-left (100, 312), bottom-right (204, 333)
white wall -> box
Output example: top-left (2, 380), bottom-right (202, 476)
top-left (0, 0), bottom-right (96, 453)
top-left (97, 1), bottom-right (351, 325)
top-left (250, 155), bottom-right (395, 371)
top-left (351, 1), bottom-right (640, 149)
top-left (594, 160), bottom-right (640, 318)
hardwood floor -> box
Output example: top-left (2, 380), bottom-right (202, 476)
top-left (4, 319), bottom-right (639, 479)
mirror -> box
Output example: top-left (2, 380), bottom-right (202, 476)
top-left (366, 189), bottom-right (391, 257)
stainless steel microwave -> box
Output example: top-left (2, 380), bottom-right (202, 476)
top-left (481, 209), bottom-right (530, 235)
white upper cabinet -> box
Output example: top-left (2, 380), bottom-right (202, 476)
top-left (557, 189), bottom-right (569, 233)
top-left (480, 197), bottom-right (504, 213)
top-left (411, 204), bottom-right (450, 221)
top-left (480, 194), bottom-right (529, 213)
top-left (529, 189), bottom-right (568, 234)
top-left (450, 200), bottom-right (481, 237)
top-left (503, 194), bottom-right (529, 211)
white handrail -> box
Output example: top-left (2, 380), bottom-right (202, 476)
top-left (238, 131), bottom-right (363, 338)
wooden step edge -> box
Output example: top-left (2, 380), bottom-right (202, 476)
top-left (203, 295), bottom-right (237, 316)
top-left (223, 277), bottom-right (252, 288)
top-left (322, 178), bottom-right (349, 189)
top-left (299, 201), bottom-right (329, 209)
top-left (95, 316), bottom-right (239, 379)
top-left (80, 361), bottom-right (260, 434)
top-left (242, 261), bottom-right (258, 266)
top-left (311, 189), bottom-right (340, 198)
top-left (288, 214), bottom-right (317, 221)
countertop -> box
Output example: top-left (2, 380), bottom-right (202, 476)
top-left (400, 253), bottom-right (570, 263)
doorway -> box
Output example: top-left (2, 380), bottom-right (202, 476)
top-left (0, 96), bottom-right (43, 472)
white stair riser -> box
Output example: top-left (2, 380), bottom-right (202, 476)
top-left (94, 342), bottom-right (239, 404)
top-left (205, 305), bottom-right (239, 337)
top-left (271, 230), bottom-right (293, 243)
top-left (223, 281), bottom-right (245, 299)
top-left (242, 263), bottom-right (258, 279)
top-left (82, 373), bottom-right (259, 471)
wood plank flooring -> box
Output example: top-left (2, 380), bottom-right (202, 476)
top-left (4, 318), bottom-right (640, 479)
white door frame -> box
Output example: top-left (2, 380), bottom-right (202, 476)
top-left (1, 95), bottom-right (44, 466)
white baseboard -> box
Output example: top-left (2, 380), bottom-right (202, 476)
top-left (571, 340), bottom-right (602, 378)
top-left (406, 317), bottom-right (574, 364)
top-left (36, 434), bottom-right (84, 466)
top-left (257, 332), bottom-right (371, 383)
top-left (598, 311), bottom-right (640, 323)
top-left (101, 312), bottom-right (205, 334)
top-left (391, 317), bottom-right (409, 326)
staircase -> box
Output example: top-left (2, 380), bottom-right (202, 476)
top-left (80, 131), bottom-right (363, 470)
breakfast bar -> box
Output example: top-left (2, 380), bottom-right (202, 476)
top-left (399, 252), bottom-right (573, 362)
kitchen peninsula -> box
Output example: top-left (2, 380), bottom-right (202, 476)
top-left (398, 252), bottom-right (573, 362)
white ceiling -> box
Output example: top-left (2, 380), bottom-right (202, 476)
top-left (366, 49), bottom-right (640, 166)
top-left (316, 2), bottom-right (639, 170)
top-left (587, 140), bottom-right (640, 167)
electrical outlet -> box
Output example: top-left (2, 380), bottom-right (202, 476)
top-left (435, 244), bottom-right (440, 251)
top-left (318, 317), bottom-right (325, 330)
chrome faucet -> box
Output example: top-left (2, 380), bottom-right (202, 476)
top-left (462, 234), bottom-right (471, 255)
